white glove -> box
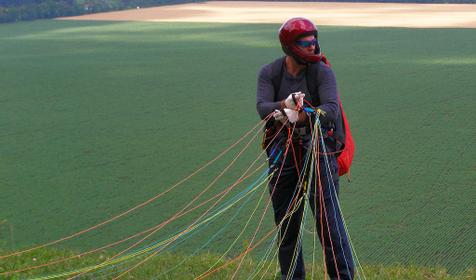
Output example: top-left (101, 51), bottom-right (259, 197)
top-left (273, 109), bottom-right (286, 123)
top-left (284, 109), bottom-right (299, 123)
top-left (284, 92), bottom-right (305, 109)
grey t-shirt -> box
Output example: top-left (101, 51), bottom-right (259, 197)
top-left (256, 59), bottom-right (340, 126)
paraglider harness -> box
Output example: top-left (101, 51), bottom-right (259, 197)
top-left (262, 55), bottom-right (355, 177)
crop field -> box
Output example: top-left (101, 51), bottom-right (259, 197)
top-left (0, 19), bottom-right (475, 279)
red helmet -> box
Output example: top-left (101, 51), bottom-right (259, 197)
top-left (279, 17), bottom-right (322, 64)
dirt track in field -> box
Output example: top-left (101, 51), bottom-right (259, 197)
top-left (59, 1), bottom-right (476, 28)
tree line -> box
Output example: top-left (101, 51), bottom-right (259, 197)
top-left (219, 0), bottom-right (475, 3)
top-left (0, 0), bottom-right (203, 23)
top-left (312, 0), bottom-right (475, 2)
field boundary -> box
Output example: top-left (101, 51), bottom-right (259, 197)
top-left (58, 1), bottom-right (476, 28)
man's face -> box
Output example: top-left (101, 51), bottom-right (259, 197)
top-left (295, 35), bottom-right (317, 55)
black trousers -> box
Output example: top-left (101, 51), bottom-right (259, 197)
top-left (267, 137), bottom-right (354, 280)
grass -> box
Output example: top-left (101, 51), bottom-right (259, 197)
top-left (0, 248), bottom-right (475, 279)
top-left (0, 19), bottom-right (475, 278)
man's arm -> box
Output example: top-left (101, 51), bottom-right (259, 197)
top-left (256, 65), bottom-right (283, 120)
top-left (315, 63), bottom-right (340, 124)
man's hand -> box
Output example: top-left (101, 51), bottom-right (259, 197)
top-left (284, 92), bottom-right (305, 109)
top-left (273, 109), bottom-right (286, 123)
top-left (284, 109), bottom-right (299, 123)
top-left (273, 108), bottom-right (305, 124)
top-left (316, 108), bottom-right (327, 117)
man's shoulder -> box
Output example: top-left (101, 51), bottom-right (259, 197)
top-left (264, 57), bottom-right (286, 70)
top-left (259, 57), bottom-right (285, 77)
top-left (259, 61), bottom-right (273, 72)
top-left (320, 60), bottom-right (333, 71)
top-left (258, 63), bottom-right (271, 79)
top-left (311, 60), bottom-right (334, 79)
top-left (308, 60), bottom-right (331, 71)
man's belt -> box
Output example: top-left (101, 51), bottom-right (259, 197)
top-left (292, 126), bottom-right (310, 137)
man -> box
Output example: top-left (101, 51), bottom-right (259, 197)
top-left (256, 17), bottom-right (355, 280)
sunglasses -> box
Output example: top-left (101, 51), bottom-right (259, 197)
top-left (295, 39), bottom-right (318, 48)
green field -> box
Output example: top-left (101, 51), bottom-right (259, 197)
top-left (0, 19), bottom-right (475, 279)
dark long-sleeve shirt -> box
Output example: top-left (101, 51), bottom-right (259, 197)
top-left (256, 60), bottom-right (340, 126)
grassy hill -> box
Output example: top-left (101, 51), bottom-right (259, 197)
top-left (0, 20), bottom-right (475, 278)
top-left (1, 248), bottom-right (475, 279)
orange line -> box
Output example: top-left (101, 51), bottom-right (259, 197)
top-left (2, 118), bottom-right (271, 277)
top-left (197, 193), bottom-right (308, 280)
top-left (231, 129), bottom-right (295, 278)
top-left (0, 116), bottom-right (271, 261)
top-left (197, 220), bottom-right (277, 279)
top-left (288, 125), bottom-right (302, 177)
top-left (109, 145), bottom-right (269, 279)
top-left (314, 125), bottom-right (329, 279)
top-left (2, 164), bottom-right (263, 277)
top-left (69, 125), bottom-right (267, 279)
top-left (315, 126), bottom-right (341, 280)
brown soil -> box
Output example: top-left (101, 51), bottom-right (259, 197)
top-left (58, 1), bottom-right (476, 28)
